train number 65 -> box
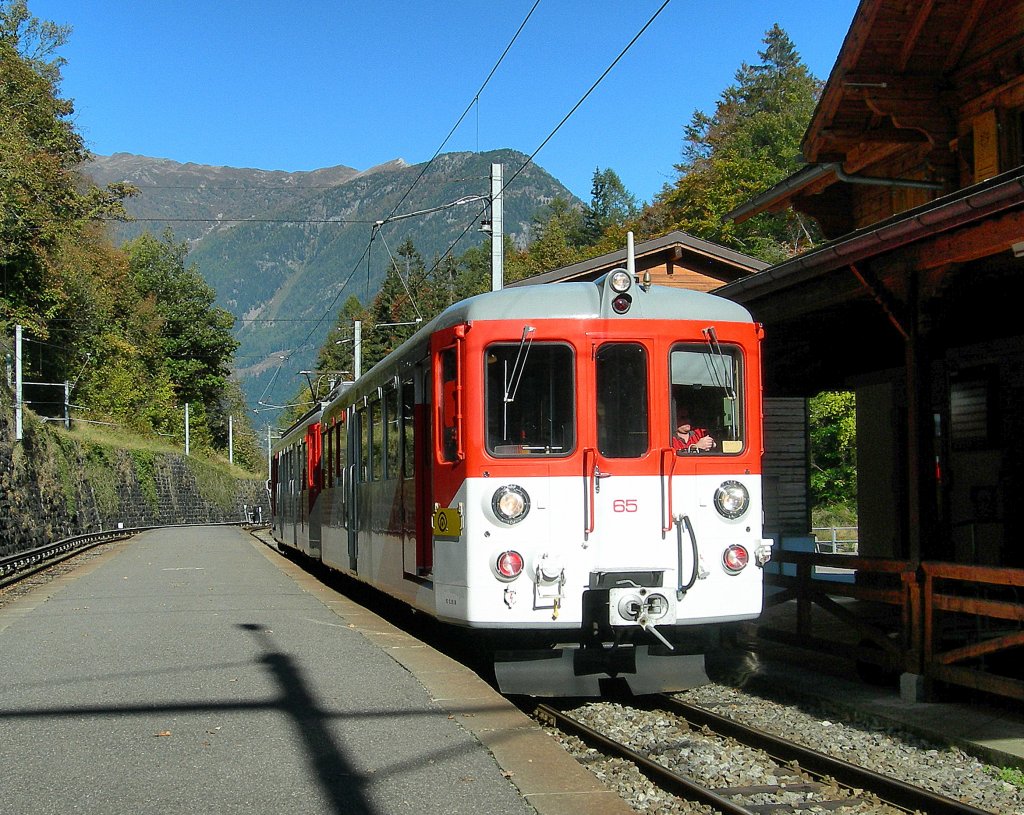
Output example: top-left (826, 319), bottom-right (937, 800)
top-left (613, 499), bottom-right (638, 513)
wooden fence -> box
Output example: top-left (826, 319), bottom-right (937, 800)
top-left (761, 550), bottom-right (1024, 702)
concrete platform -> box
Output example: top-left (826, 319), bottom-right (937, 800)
top-left (0, 526), bottom-right (632, 815)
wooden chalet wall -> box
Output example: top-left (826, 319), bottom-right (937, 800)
top-left (787, 0), bottom-right (1024, 239)
top-left (762, 397), bottom-right (810, 537)
top-left (508, 231), bottom-right (768, 291)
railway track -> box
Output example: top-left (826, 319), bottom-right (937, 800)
top-left (535, 695), bottom-right (995, 815)
top-left (0, 529), bottom-right (134, 589)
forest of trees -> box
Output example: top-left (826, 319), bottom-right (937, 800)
top-left (0, 0), bottom-right (262, 470)
top-left (299, 23), bottom-right (855, 518)
top-left (2, 0), bottom-right (854, 515)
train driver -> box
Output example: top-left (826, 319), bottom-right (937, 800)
top-left (672, 410), bottom-right (715, 453)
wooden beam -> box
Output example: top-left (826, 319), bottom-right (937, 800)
top-left (899, 0), bottom-right (935, 72)
top-left (819, 124), bottom-right (930, 143)
top-left (911, 208), bottom-right (1024, 269)
top-left (944, 0), bottom-right (991, 73)
top-left (849, 263), bottom-right (909, 340)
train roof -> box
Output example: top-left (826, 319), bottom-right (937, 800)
top-left (320, 276), bottom-right (755, 410)
top-left (434, 278), bottom-right (753, 327)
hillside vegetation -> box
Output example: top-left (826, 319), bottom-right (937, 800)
top-left (1, 0), bottom-right (855, 516)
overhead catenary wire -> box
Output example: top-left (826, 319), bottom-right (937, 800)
top-left (413, 0), bottom-right (675, 287)
top-left (259, 0), bottom-right (670, 411)
top-left (257, 4), bottom-right (544, 410)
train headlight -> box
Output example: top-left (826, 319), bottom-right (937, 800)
top-left (609, 269), bottom-right (632, 293)
top-left (492, 484), bottom-right (530, 524)
top-left (723, 544), bottom-right (749, 573)
top-left (714, 480), bottom-right (749, 519)
top-left (495, 550), bottom-right (525, 581)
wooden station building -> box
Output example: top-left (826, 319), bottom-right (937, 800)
top-left (716, 0), bottom-right (1024, 700)
top-left (517, 0), bottom-right (1024, 701)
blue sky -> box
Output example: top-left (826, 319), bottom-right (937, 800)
top-left (34, 0), bottom-right (859, 204)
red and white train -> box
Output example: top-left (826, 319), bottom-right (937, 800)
top-left (269, 269), bottom-right (772, 695)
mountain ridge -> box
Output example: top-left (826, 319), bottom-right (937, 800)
top-left (82, 149), bottom-right (576, 416)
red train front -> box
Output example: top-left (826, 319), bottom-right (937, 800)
top-left (271, 270), bottom-right (773, 695)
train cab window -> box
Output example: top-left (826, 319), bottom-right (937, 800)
top-left (486, 342), bottom-right (574, 456)
top-left (670, 343), bottom-right (744, 454)
top-left (596, 343), bottom-right (649, 458)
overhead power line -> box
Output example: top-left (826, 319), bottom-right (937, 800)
top-left (258, 0), bottom-right (670, 408)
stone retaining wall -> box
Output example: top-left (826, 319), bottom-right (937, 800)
top-left (0, 387), bottom-right (269, 557)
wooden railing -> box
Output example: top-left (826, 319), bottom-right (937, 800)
top-left (921, 562), bottom-right (1024, 702)
top-left (761, 550), bottom-right (1024, 701)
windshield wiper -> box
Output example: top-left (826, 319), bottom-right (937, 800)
top-left (503, 326), bottom-right (535, 439)
top-left (701, 326), bottom-right (735, 401)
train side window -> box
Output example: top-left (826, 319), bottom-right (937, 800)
top-left (596, 343), bottom-right (649, 458)
top-left (670, 343), bottom-right (744, 454)
top-left (300, 440), bottom-right (307, 492)
top-left (336, 417), bottom-right (345, 479)
top-left (401, 377), bottom-right (415, 479)
top-left (370, 397), bottom-right (383, 481)
top-left (357, 406), bottom-right (369, 480)
top-left (439, 348), bottom-right (459, 462)
top-left (485, 342), bottom-right (575, 457)
top-left (325, 422), bottom-right (333, 488)
top-left (385, 383), bottom-right (400, 480)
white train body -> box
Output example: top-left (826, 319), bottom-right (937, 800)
top-left (270, 273), bottom-right (772, 694)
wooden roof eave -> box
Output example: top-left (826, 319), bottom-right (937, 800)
top-left (716, 166), bottom-right (1024, 307)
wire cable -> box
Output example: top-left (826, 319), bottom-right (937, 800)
top-left (379, 0), bottom-right (542, 226)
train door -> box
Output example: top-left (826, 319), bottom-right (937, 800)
top-left (347, 407), bottom-right (361, 572)
top-left (584, 339), bottom-right (662, 555)
top-left (306, 423), bottom-right (322, 558)
top-left (401, 365), bottom-right (432, 576)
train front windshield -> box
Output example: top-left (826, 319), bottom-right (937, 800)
top-left (486, 343), bottom-right (575, 456)
top-left (483, 336), bottom-right (745, 458)
top-left (670, 343), bottom-right (744, 453)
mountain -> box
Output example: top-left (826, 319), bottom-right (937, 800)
top-left (83, 150), bottom-right (576, 419)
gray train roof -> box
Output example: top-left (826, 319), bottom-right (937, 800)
top-left (323, 278), bottom-right (753, 407)
top-left (435, 279), bottom-right (753, 328)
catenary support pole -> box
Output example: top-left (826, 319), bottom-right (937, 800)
top-left (354, 320), bottom-right (362, 380)
top-left (15, 324), bottom-right (23, 441)
top-left (491, 163), bottom-right (504, 291)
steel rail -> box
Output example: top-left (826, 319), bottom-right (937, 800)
top-left (0, 529), bottom-right (134, 588)
top-left (658, 695), bottom-right (993, 815)
top-left (535, 703), bottom-right (757, 815)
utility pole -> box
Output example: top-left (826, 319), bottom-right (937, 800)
top-left (353, 320), bottom-right (362, 380)
top-left (490, 163), bottom-right (504, 291)
top-left (15, 324), bottom-right (23, 441)
top-left (228, 414), bottom-right (234, 464)
top-left (184, 403), bottom-right (190, 456)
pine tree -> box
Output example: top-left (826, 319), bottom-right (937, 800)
top-left (655, 24), bottom-right (822, 262)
